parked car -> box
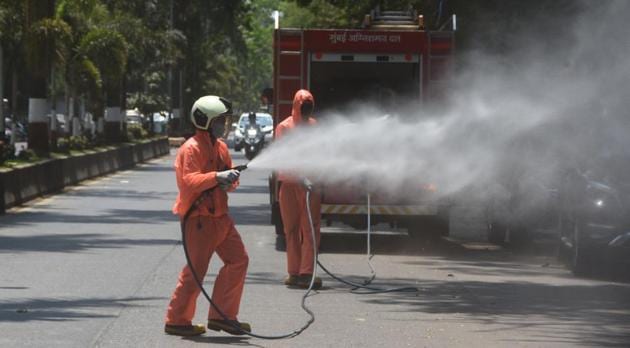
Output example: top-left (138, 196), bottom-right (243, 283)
top-left (125, 109), bottom-right (144, 126)
top-left (151, 112), bottom-right (167, 134)
top-left (557, 157), bottom-right (630, 276)
top-left (233, 112), bottom-right (273, 151)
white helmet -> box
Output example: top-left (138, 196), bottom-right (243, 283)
top-left (190, 95), bottom-right (232, 130)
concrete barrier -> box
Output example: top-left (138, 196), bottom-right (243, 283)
top-left (0, 137), bottom-right (169, 212)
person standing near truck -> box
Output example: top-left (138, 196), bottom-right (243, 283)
top-left (275, 89), bottom-right (323, 289)
top-left (164, 95), bottom-right (251, 336)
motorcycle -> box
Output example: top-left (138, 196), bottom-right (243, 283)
top-left (244, 124), bottom-right (264, 160)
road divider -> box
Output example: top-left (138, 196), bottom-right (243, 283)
top-left (0, 137), bottom-right (169, 212)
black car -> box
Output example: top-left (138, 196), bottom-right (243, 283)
top-left (484, 133), bottom-right (561, 246)
top-left (557, 160), bottom-right (630, 275)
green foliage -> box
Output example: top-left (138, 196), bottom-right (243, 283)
top-left (17, 148), bottom-right (36, 161)
top-left (55, 137), bottom-right (71, 153)
top-left (0, 0), bottom-right (24, 51)
top-left (52, 135), bottom-right (92, 152)
top-left (79, 28), bottom-right (128, 87)
top-left (127, 71), bottom-right (169, 116)
top-left (25, 16), bottom-right (73, 80)
top-left (280, 0), bottom-right (353, 28)
top-left (127, 124), bottom-right (148, 141)
top-left (68, 135), bottom-right (90, 150)
top-left (0, 141), bottom-right (16, 164)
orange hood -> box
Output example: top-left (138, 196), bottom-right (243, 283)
top-left (291, 89), bottom-right (315, 124)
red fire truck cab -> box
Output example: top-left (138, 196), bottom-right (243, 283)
top-left (269, 9), bottom-right (456, 241)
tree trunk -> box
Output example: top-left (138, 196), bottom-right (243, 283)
top-left (104, 84), bottom-right (123, 142)
top-left (24, 0), bottom-right (56, 156)
top-left (27, 73), bottom-right (49, 156)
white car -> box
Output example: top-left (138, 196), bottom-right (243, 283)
top-left (234, 112), bottom-right (273, 151)
top-left (125, 109), bottom-right (144, 125)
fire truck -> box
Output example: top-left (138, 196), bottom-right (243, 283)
top-left (269, 8), bottom-right (456, 241)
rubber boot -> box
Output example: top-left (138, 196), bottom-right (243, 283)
top-left (207, 319), bottom-right (252, 335)
top-left (164, 324), bottom-right (206, 336)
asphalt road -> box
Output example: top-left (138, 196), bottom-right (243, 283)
top-left (1, 149), bottom-right (629, 347)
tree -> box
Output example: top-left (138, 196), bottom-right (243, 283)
top-left (55, 0), bottom-right (104, 129)
top-left (0, 0), bottom-right (24, 139)
top-left (54, 1), bottom-right (130, 140)
top-left (172, 0), bottom-right (251, 129)
top-left (23, 0), bottom-right (73, 154)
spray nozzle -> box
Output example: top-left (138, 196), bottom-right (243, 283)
top-left (303, 177), bottom-right (314, 191)
top-left (232, 164), bottom-right (248, 172)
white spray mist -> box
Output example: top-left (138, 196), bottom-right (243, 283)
top-left (249, 1), bottom-right (630, 206)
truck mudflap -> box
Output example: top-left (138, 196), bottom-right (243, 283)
top-left (321, 204), bottom-right (438, 216)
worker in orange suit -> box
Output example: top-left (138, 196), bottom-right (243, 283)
top-left (276, 89), bottom-right (323, 289)
top-left (164, 95), bottom-right (251, 337)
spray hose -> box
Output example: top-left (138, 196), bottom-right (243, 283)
top-left (179, 165), bottom-right (316, 340)
top-left (308, 190), bottom-right (419, 295)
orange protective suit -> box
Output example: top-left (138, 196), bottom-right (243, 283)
top-left (165, 130), bottom-right (249, 326)
top-left (276, 89), bottom-right (321, 276)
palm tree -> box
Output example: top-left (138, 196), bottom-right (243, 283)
top-left (79, 27), bottom-right (128, 140)
top-left (23, 0), bottom-right (71, 154)
top-left (55, 0), bottom-right (128, 141)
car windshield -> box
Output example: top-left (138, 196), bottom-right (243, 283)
top-left (239, 113), bottom-right (272, 128)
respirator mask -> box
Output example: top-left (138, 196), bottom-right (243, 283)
top-left (300, 101), bottom-right (314, 121)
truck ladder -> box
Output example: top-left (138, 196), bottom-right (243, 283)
top-left (275, 29), bottom-right (305, 111)
top-left (364, 7), bottom-right (423, 30)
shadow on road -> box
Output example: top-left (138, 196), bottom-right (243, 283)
top-left (362, 279), bottom-right (630, 347)
top-left (229, 204), bottom-right (270, 225)
top-left (66, 189), bottom-right (178, 200)
top-left (0, 233), bottom-right (178, 253)
top-left (0, 296), bottom-right (163, 322)
top-left (319, 232), bottom-right (466, 256)
top-left (234, 185), bottom-right (269, 195)
top-left (133, 163), bottom-right (175, 172)
top-left (182, 335), bottom-right (261, 347)
top-left (0, 208), bottom-right (177, 227)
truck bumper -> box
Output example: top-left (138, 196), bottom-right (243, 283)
top-left (321, 204), bottom-right (439, 216)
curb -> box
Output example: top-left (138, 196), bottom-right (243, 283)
top-left (0, 137), bottom-right (169, 213)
